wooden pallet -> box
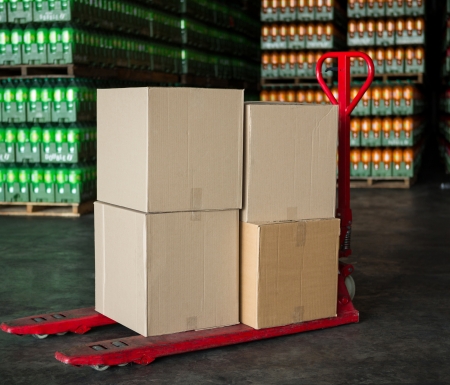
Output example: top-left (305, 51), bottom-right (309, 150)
top-left (261, 76), bottom-right (334, 87)
top-left (0, 201), bottom-right (94, 217)
top-left (351, 72), bottom-right (423, 84)
top-left (0, 64), bottom-right (180, 83)
top-left (0, 64), bottom-right (76, 78)
top-left (350, 174), bottom-right (417, 189)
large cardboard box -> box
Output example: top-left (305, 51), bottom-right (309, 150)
top-left (240, 219), bottom-right (339, 330)
top-left (97, 87), bottom-right (243, 213)
top-left (95, 202), bottom-right (239, 337)
top-left (242, 103), bottom-right (338, 223)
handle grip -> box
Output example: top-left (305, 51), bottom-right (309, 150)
top-left (315, 52), bottom-right (375, 115)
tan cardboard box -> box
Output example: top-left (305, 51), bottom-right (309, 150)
top-left (241, 102), bottom-right (338, 223)
top-left (95, 202), bottom-right (239, 337)
top-left (97, 87), bottom-right (243, 213)
top-left (240, 218), bottom-right (339, 330)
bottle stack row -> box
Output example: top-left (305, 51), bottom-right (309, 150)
top-left (347, 0), bottom-right (425, 180)
top-left (260, 83), bottom-right (422, 179)
top-left (260, 0), bottom-right (427, 183)
top-left (0, 0), bottom-right (261, 82)
top-left (260, 0), bottom-right (347, 87)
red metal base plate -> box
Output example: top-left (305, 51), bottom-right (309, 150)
top-left (55, 307), bottom-right (358, 368)
top-left (1, 307), bottom-right (116, 336)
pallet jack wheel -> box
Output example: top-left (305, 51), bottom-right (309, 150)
top-left (32, 334), bottom-right (49, 340)
top-left (345, 275), bottom-right (356, 301)
top-left (91, 365), bottom-right (110, 371)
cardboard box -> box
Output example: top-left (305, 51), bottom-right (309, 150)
top-left (97, 87), bottom-right (243, 213)
top-left (95, 202), bottom-right (239, 337)
top-left (240, 219), bottom-right (339, 329)
top-left (242, 102), bottom-right (338, 223)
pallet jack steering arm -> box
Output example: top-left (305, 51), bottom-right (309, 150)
top-left (316, 52), bottom-right (374, 258)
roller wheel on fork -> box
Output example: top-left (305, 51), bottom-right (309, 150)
top-left (32, 334), bottom-right (49, 339)
top-left (91, 365), bottom-right (110, 371)
top-left (345, 275), bottom-right (356, 301)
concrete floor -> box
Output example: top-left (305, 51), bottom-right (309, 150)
top-left (1, 161), bottom-right (450, 384)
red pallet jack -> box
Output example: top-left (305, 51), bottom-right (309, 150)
top-left (1, 52), bottom-right (375, 371)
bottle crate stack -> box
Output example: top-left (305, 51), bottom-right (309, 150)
top-left (0, 77), bottom-right (139, 204)
top-left (0, 0), bottom-right (261, 209)
top-left (0, 76), bottom-right (98, 204)
top-left (179, 0), bottom-right (260, 83)
top-left (260, 0), bottom-right (347, 99)
top-left (440, 3), bottom-right (450, 174)
top-left (0, 0), bottom-right (260, 82)
top-left (347, 0), bottom-right (426, 181)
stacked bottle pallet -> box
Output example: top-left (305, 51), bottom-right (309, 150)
top-left (0, 0), bottom-right (261, 214)
top-left (440, 1), bottom-right (450, 173)
top-left (0, 0), bottom-right (260, 82)
top-left (347, 0), bottom-right (425, 186)
top-left (0, 78), bottom-right (97, 206)
top-left (180, 0), bottom-right (260, 85)
top-left (260, 0), bottom-right (347, 102)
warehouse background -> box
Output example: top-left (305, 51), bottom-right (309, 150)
top-left (0, 1), bottom-right (450, 384)
top-left (260, 0), bottom-right (449, 189)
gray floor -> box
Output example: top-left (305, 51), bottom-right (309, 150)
top-left (1, 168), bottom-right (450, 384)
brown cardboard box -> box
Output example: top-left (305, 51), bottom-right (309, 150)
top-left (240, 219), bottom-right (339, 329)
top-left (95, 202), bottom-right (239, 337)
top-left (97, 87), bottom-right (244, 213)
top-left (241, 102), bottom-right (338, 223)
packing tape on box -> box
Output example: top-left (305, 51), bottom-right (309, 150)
top-left (287, 207), bottom-right (298, 221)
top-left (190, 188), bottom-right (203, 210)
top-left (190, 212), bottom-right (202, 221)
top-left (187, 316), bottom-right (198, 330)
top-left (296, 222), bottom-right (306, 248)
top-left (293, 306), bottom-right (304, 323)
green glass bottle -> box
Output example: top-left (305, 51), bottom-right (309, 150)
top-left (43, 165), bottom-right (56, 197)
top-left (41, 123), bottom-right (56, 161)
top-left (0, 124), bottom-right (16, 162)
top-left (30, 165), bottom-right (44, 195)
top-left (0, 26), bottom-right (8, 61)
top-left (54, 125), bottom-right (67, 153)
top-left (0, 163), bottom-right (6, 201)
top-left (14, 79), bottom-right (28, 122)
top-left (52, 78), bottom-right (65, 110)
top-left (55, 164), bottom-right (70, 202)
top-left (0, 0), bottom-right (7, 23)
top-left (30, 125), bottom-right (42, 155)
top-left (48, 24), bottom-right (63, 63)
top-left (67, 124), bottom-right (80, 159)
top-left (16, 125), bottom-right (30, 152)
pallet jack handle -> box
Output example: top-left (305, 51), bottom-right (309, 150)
top-left (316, 52), bottom-right (375, 258)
